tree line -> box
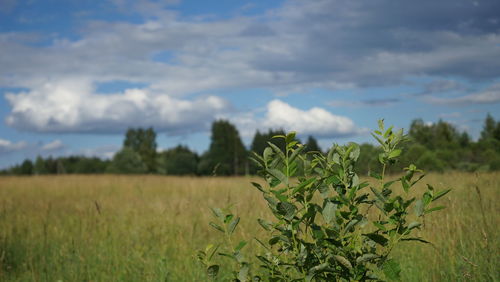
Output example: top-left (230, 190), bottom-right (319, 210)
top-left (2, 114), bottom-right (499, 176)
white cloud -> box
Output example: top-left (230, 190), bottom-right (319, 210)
top-left (41, 140), bottom-right (65, 151)
top-left (5, 79), bottom-right (229, 134)
top-left (0, 138), bottom-right (27, 154)
top-left (264, 100), bottom-right (360, 137)
top-left (228, 100), bottom-right (364, 139)
top-left (1, 0), bottom-right (500, 135)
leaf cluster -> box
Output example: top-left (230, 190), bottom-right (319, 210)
top-left (199, 121), bottom-right (451, 281)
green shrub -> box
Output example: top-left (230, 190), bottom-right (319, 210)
top-left (198, 121), bottom-right (450, 281)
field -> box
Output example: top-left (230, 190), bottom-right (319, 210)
top-left (0, 173), bottom-right (498, 281)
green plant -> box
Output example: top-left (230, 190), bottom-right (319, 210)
top-left (199, 120), bottom-right (451, 281)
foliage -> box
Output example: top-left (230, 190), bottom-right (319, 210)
top-left (304, 136), bottom-right (322, 154)
top-left (157, 145), bottom-right (199, 175)
top-left (3, 115), bottom-right (500, 175)
top-left (124, 127), bottom-right (157, 173)
top-left (106, 147), bottom-right (147, 174)
top-left (200, 121), bottom-right (451, 281)
top-left (198, 120), bottom-right (247, 176)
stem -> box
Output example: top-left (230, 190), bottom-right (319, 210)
top-left (380, 163), bottom-right (386, 189)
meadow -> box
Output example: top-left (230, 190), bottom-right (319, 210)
top-left (0, 173), bottom-right (498, 281)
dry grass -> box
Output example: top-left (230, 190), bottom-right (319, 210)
top-left (0, 173), bottom-right (498, 281)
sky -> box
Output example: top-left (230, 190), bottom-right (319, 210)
top-left (1, 0), bottom-right (500, 168)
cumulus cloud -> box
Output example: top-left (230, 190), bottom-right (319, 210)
top-left (264, 100), bottom-right (361, 137)
top-left (5, 79), bottom-right (229, 134)
top-left (426, 83), bottom-right (500, 105)
top-left (1, 0), bottom-right (499, 92)
top-left (228, 100), bottom-right (364, 138)
top-left (1, 0), bottom-right (500, 134)
top-left (0, 138), bottom-right (27, 154)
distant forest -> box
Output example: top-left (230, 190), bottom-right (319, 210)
top-left (2, 114), bottom-right (500, 176)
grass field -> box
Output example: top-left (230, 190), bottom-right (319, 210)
top-left (0, 173), bottom-right (498, 281)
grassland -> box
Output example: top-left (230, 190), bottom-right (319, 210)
top-left (0, 173), bottom-right (498, 281)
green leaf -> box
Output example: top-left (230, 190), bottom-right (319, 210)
top-left (415, 199), bottom-right (424, 217)
top-left (263, 147), bottom-right (273, 163)
top-left (289, 145), bottom-right (306, 164)
top-left (318, 184), bottom-right (330, 198)
top-left (388, 149), bottom-right (402, 159)
top-left (370, 171), bottom-right (382, 180)
top-left (209, 222), bottom-right (225, 233)
top-left (235, 240), bottom-right (247, 252)
top-left (251, 182), bottom-right (265, 192)
top-left (207, 245), bottom-right (220, 261)
top-left (348, 142), bottom-right (360, 161)
top-left (425, 205), bottom-right (446, 214)
top-left (207, 265), bottom-right (219, 278)
top-left (238, 264), bottom-right (250, 282)
top-left (224, 214), bottom-right (234, 224)
top-left (268, 236), bottom-right (280, 245)
top-left (365, 233), bottom-right (388, 246)
top-left (227, 217), bottom-right (240, 235)
top-left (401, 237), bottom-right (431, 244)
top-left (371, 133), bottom-right (385, 147)
top-left (384, 180), bottom-right (397, 189)
top-left (254, 237), bottom-right (270, 250)
top-left (432, 188), bottom-right (451, 202)
top-left (322, 201), bottom-right (337, 224)
top-left (356, 253), bottom-right (379, 264)
top-left (373, 221), bottom-right (387, 231)
top-left (370, 187), bottom-right (386, 203)
top-left (263, 194), bottom-right (278, 208)
top-left (267, 142), bottom-right (286, 161)
top-left (210, 208), bottom-right (224, 220)
top-left (422, 191), bottom-right (432, 206)
top-left (408, 221), bottom-right (421, 230)
top-left (334, 255), bottom-right (353, 270)
top-left (378, 119), bottom-right (385, 131)
top-left (292, 177), bottom-right (316, 194)
top-left (383, 259), bottom-right (401, 281)
top-left (277, 202), bottom-right (297, 221)
top-left (266, 168), bottom-right (288, 186)
top-left (285, 131), bottom-right (297, 144)
top-left (257, 218), bottom-right (273, 231)
top-left (384, 126), bottom-right (394, 138)
top-left (344, 219), bottom-right (360, 233)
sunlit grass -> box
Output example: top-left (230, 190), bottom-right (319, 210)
top-left (0, 173), bottom-right (498, 281)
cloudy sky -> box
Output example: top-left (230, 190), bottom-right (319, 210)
top-left (1, 0), bottom-right (499, 168)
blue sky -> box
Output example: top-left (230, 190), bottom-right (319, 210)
top-left (1, 0), bottom-right (500, 168)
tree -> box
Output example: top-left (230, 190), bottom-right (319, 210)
top-left (480, 113), bottom-right (496, 141)
top-left (199, 120), bottom-right (247, 175)
top-left (459, 131), bottom-right (471, 148)
top-left (34, 156), bottom-right (47, 175)
top-left (123, 127), bottom-right (157, 173)
top-left (20, 159), bottom-right (34, 175)
top-left (250, 129), bottom-right (287, 156)
top-left (106, 148), bottom-right (147, 174)
top-left (159, 145), bottom-right (198, 175)
top-left (304, 135), bottom-right (321, 153)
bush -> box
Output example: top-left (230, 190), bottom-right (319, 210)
top-left (198, 121), bottom-right (451, 281)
